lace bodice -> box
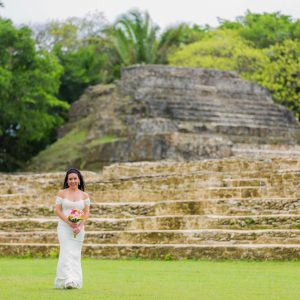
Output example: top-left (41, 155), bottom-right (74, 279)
top-left (55, 197), bottom-right (90, 224)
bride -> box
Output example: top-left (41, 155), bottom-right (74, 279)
top-left (54, 168), bottom-right (90, 289)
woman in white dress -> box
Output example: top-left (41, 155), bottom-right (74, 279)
top-left (54, 168), bottom-right (90, 289)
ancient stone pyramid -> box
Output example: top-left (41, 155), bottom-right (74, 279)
top-left (2, 157), bottom-right (300, 259)
top-left (118, 65), bottom-right (300, 161)
top-left (28, 65), bottom-right (300, 171)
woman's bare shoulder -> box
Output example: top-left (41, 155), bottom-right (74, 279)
top-left (82, 191), bottom-right (89, 199)
top-left (57, 189), bottom-right (66, 198)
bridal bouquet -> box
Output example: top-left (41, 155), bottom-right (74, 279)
top-left (68, 208), bottom-right (85, 238)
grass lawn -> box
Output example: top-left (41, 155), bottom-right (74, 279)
top-left (1, 257), bottom-right (300, 300)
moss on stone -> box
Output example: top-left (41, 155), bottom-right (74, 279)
top-left (29, 129), bottom-right (87, 171)
top-left (86, 135), bottom-right (120, 148)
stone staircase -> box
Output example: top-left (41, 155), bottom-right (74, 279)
top-left (2, 157), bottom-right (300, 259)
top-left (122, 66), bottom-right (300, 146)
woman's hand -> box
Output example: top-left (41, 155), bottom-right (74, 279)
top-left (72, 224), bottom-right (82, 234)
top-left (76, 223), bottom-right (84, 234)
top-left (67, 220), bottom-right (77, 229)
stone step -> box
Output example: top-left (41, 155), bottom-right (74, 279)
top-left (137, 84), bottom-right (218, 97)
top-left (140, 86), bottom-right (272, 103)
top-left (233, 144), bottom-right (300, 158)
top-left (225, 135), bottom-right (298, 145)
top-left (0, 194), bottom-right (56, 205)
top-left (147, 98), bottom-right (292, 121)
top-left (123, 65), bottom-right (257, 87)
top-left (0, 202), bottom-right (155, 218)
top-left (176, 121), bottom-right (299, 141)
top-left (148, 107), bottom-right (295, 128)
top-left (142, 95), bottom-right (275, 114)
top-left (102, 158), bottom-right (300, 179)
top-left (0, 217), bottom-right (132, 232)
top-left (214, 125), bottom-right (299, 139)
top-left (0, 205), bottom-right (56, 218)
top-left (0, 178), bottom-right (295, 205)
top-left (2, 242), bottom-right (300, 259)
top-left (2, 198), bottom-right (300, 218)
top-left (2, 229), bottom-right (300, 245)
top-left (91, 176), bottom-right (268, 192)
top-left (92, 185), bottom-right (299, 202)
top-left (154, 198), bottom-right (300, 216)
top-left (99, 173), bottom-right (288, 188)
top-left (146, 93), bottom-right (289, 112)
top-left (0, 193), bottom-right (34, 203)
top-left (135, 77), bottom-right (271, 100)
top-left (129, 214), bottom-right (300, 230)
top-left (0, 172), bottom-right (101, 201)
top-left (2, 214), bottom-right (300, 232)
top-left (146, 94), bottom-right (284, 111)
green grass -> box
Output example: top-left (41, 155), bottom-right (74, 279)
top-left (1, 258), bottom-right (300, 300)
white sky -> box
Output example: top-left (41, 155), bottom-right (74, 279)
top-left (2, 0), bottom-right (300, 30)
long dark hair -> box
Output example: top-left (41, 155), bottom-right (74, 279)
top-left (63, 168), bottom-right (85, 191)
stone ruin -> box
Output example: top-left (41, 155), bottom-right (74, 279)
top-left (3, 66), bottom-right (300, 260)
top-left (120, 65), bottom-right (300, 157)
top-left (29, 65), bottom-right (300, 171)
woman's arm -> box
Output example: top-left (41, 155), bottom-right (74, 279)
top-left (75, 206), bottom-right (89, 234)
top-left (81, 205), bottom-right (90, 226)
top-left (55, 204), bottom-right (77, 229)
top-left (55, 190), bottom-right (77, 229)
top-left (78, 194), bottom-right (90, 231)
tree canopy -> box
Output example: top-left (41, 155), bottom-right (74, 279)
top-left (0, 19), bottom-right (68, 171)
top-left (32, 12), bottom-right (117, 103)
top-left (112, 9), bottom-right (159, 65)
top-left (157, 23), bottom-right (206, 64)
top-left (219, 11), bottom-right (300, 48)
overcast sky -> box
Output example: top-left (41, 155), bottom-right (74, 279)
top-left (2, 0), bottom-right (300, 30)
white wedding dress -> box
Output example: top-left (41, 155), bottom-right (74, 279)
top-left (54, 196), bottom-right (90, 289)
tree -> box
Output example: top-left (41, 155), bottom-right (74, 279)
top-left (112, 9), bottom-right (159, 65)
top-left (157, 23), bottom-right (206, 63)
top-left (0, 19), bottom-right (69, 171)
top-left (248, 40), bottom-right (300, 117)
top-left (169, 29), bottom-right (266, 74)
top-left (54, 43), bottom-right (113, 103)
top-left (32, 11), bottom-right (108, 51)
top-left (219, 11), bottom-right (299, 48)
top-left (32, 12), bottom-right (119, 103)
